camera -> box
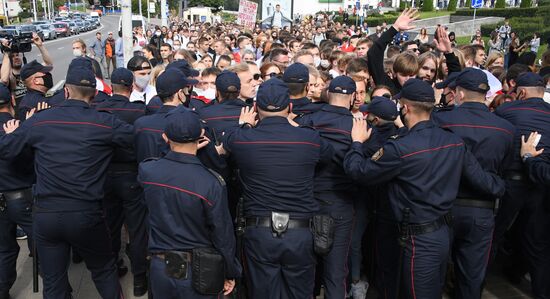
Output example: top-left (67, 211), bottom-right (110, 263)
top-left (0, 30), bottom-right (33, 53)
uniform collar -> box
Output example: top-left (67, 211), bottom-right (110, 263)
top-left (221, 99), bottom-right (249, 107)
top-left (407, 120), bottom-right (433, 133)
top-left (61, 99), bottom-right (91, 108)
top-left (163, 151), bottom-right (203, 165)
top-left (157, 104), bottom-right (178, 114)
top-left (291, 97), bottom-right (311, 106)
top-left (27, 88), bottom-right (46, 96)
top-left (110, 94), bottom-right (130, 102)
top-left (525, 97), bottom-right (545, 104)
top-left (457, 101), bottom-right (489, 111)
top-left (257, 116), bottom-right (290, 126)
top-left (322, 104), bottom-right (353, 116)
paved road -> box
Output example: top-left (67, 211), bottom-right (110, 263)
top-left (23, 14), bottom-right (120, 83)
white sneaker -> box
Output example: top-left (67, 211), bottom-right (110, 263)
top-left (350, 280), bottom-right (369, 299)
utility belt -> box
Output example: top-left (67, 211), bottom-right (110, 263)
top-left (399, 213), bottom-right (452, 237)
top-left (152, 248), bottom-right (225, 295)
top-left (455, 197), bottom-right (499, 211)
top-left (108, 162), bottom-right (138, 173)
top-left (245, 212), bottom-right (335, 256)
top-left (0, 188), bottom-right (33, 212)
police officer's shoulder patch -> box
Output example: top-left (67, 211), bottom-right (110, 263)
top-left (371, 148), bottom-right (384, 161)
top-left (389, 134), bottom-right (400, 140)
top-left (206, 168), bottom-right (226, 187)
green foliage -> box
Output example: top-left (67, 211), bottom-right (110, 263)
top-left (400, 1), bottom-right (407, 10)
top-left (18, 11), bottom-right (33, 19)
top-left (519, 0), bottom-right (531, 7)
top-left (189, 0), bottom-right (224, 8)
top-left (220, 12), bottom-right (237, 22)
top-left (333, 14), bottom-right (398, 26)
top-left (539, 0), bottom-right (550, 6)
top-left (447, 0), bottom-right (457, 11)
top-left (495, 0), bottom-right (506, 8)
top-left (421, 0), bottom-right (434, 11)
top-left (453, 7), bottom-right (539, 17)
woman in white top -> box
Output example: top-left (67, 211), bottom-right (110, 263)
top-left (415, 28), bottom-right (430, 44)
top-left (530, 33), bottom-right (540, 53)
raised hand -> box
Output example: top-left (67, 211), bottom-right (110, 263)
top-left (239, 105), bottom-right (258, 127)
top-left (392, 8), bottom-right (419, 32)
top-left (32, 32), bottom-right (43, 47)
top-left (3, 119), bottom-right (20, 134)
top-left (197, 136), bottom-right (211, 150)
top-left (433, 26), bottom-right (453, 54)
top-left (351, 118), bottom-right (372, 143)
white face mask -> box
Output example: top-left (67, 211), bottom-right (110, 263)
top-left (195, 88), bottom-right (216, 100)
top-left (314, 56), bottom-right (321, 67)
top-left (73, 49), bottom-right (83, 57)
top-left (155, 31), bottom-right (161, 36)
top-left (173, 45), bottom-right (181, 51)
top-left (135, 74), bottom-right (151, 89)
top-left (245, 44), bottom-right (254, 50)
top-left (320, 59), bottom-right (330, 68)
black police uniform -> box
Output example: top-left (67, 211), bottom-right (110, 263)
top-left (0, 58), bottom-right (131, 299)
top-left (0, 84), bottom-right (35, 299)
top-left (223, 79), bottom-right (333, 299)
top-left (296, 76), bottom-right (358, 299)
top-left (138, 109), bottom-right (241, 299)
top-left (524, 155), bottom-right (550, 185)
top-left (95, 68), bottom-right (149, 291)
top-left (344, 79), bottom-right (505, 299)
top-left (283, 63), bottom-right (320, 116)
top-left (432, 68), bottom-right (515, 299)
top-left (16, 60), bottom-right (54, 120)
top-left (493, 73), bottom-right (550, 299)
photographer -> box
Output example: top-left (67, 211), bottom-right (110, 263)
top-left (0, 33), bottom-right (53, 111)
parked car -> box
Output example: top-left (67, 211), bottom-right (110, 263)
top-left (83, 21), bottom-right (93, 31)
top-left (67, 22), bottom-right (80, 35)
top-left (32, 20), bottom-right (49, 26)
top-left (52, 22), bottom-right (71, 37)
top-left (38, 24), bottom-right (57, 40)
top-left (20, 25), bottom-right (45, 41)
top-left (74, 20), bottom-right (86, 32)
top-left (53, 17), bottom-right (64, 22)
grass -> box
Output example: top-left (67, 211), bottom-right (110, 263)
top-left (419, 10), bottom-right (453, 19)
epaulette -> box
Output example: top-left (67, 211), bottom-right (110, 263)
top-left (388, 134), bottom-right (400, 140)
top-left (206, 168), bottom-right (226, 186)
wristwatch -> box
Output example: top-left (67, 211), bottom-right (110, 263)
top-left (522, 153), bottom-right (533, 163)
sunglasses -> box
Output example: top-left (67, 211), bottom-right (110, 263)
top-left (253, 73), bottom-right (262, 80)
top-left (268, 72), bottom-right (282, 79)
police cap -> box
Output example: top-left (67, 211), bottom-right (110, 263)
top-left (328, 76), bottom-right (356, 95)
top-left (0, 84), bottom-right (11, 105)
top-left (20, 60), bottom-right (53, 81)
top-left (216, 71), bottom-right (241, 93)
top-left (452, 68), bottom-right (490, 93)
top-left (65, 57), bottom-right (96, 88)
top-left (111, 68), bottom-right (134, 87)
top-left (156, 68), bottom-right (193, 98)
top-left (359, 96), bottom-right (398, 120)
top-left (282, 63), bottom-right (309, 83)
top-left (164, 108), bottom-right (203, 143)
top-left (516, 72), bottom-right (545, 88)
top-left (256, 78), bottom-right (290, 112)
top-left (400, 78), bottom-right (434, 103)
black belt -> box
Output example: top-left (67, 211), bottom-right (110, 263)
top-left (400, 214), bottom-right (451, 236)
top-left (152, 251), bottom-right (191, 262)
top-left (504, 172), bottom-right (526, 181)
top-left (245, 217), bottom-right (311, 229)
top-left (455, 198), bottom-right (495, 209)
top-left (1, 188), bottom-right (32, 201)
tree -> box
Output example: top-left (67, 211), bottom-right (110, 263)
top-left (447, 0), bottom-right (457, 11)
top-left (495, 0), bottom-right (506, 8)
top-left (421, 0), bottom-right (434, 11)
top-left (188, 0), bottom-right (224, 8)
top-left (520, 0), bottom-right (531, 7)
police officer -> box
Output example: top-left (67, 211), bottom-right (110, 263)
top-left (432, 68), bottom-right (515, 299)
top-left (521, 131), bottom-right (549, 185)
top-left (17, 60), bottom-right (53, 120)
top-left (96, 68), bottom-right (148, 296)
top-left (138, 108), bottom-right (241, 298)
top-left (0, 83), bottom-right (34, 299)
top-left (221, 78), bottom-right (333, 298)
top-left (0, 57), bottom-right (132, 299)
top-left (296, 75), bottom-right (357, 299)
top-left (282, 62), bottom-right (317, 115)
top-left (494, 72), bottom-right (550, 299)
top-left (343, 79), bottom-right (505, 299)
top-left (134, 68), bottom-right (198, 163)
top-left (198, 71), bottom-right (250, 141)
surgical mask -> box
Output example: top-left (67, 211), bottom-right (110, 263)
top-left (73, 49), bottom-right (83, 57)
top-left (135, 74), bottom-right (151, 89)
top-left (195, 87), bottom-right (216, 100)
top-left (155, 31), bottom-right (161, 36)
top-left (314, 56), bottom-right (321, 67)
top-left (173, 45), bottom-right (181, 51)
top-left (245, 44), bottom-right (254, 50)
top-left (320, 59), bottom-right (330, 68)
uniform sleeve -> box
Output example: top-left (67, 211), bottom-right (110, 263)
top-left (444, 52), bottom-right (462, 74)
top-left (344, 141), bottom-right (402, 185)
top-left (0, 117), bottom-right (33, 160)
top-left (367, 27), bottom-right (398, 87)
top-left (525, 156), bottom-right (550, 186)
top-left (203, 180), bottom-right (242, 279)
top-left (461, 148), bottom-right (506, 197)
top-left (111, 116), bottom-right (134, 149)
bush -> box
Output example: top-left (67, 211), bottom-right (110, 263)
top-left (400, 1), bottom-right (407, 9)
top-left (333, 14), bottom-right (399, 27)
top-left (495, 0), bottom-right (506, 8)
top-left (453, 7), bottom-right (538, 17)
top-left (520, 0), bottom-right (531, 7)
top-left (447, 0), bottom-right (457, 11)
top-left (539, 0), bottom-right (550, 6)
top-left (422, 0), bottom-right (434, 11)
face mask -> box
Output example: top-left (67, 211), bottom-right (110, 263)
top-left (320, 59), bottom-right (330, 68)
top-left (155, 31), bottom-right (161, 36)
top-left (399, 105), bottom-right (407, 127)
top-left (173, 45), bottom-right (181, 51)
top-left (245, 44), bottom-right (254, 51)
top-left (195, 87), bottom-right (216, 100)
top-left (41, 73), bottom-right (54, 89)
top-left (73, 49), bottom-right (83, 57)
top-left (135, 74), bottom-right (151, 88)
top-left (314, 56), bottom-right (321, 67)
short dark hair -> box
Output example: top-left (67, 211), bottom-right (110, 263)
top-left (301, 42), bottom-right (318, 50)
top-left (401, 40), bottom-right (418, 52)
top-left (269, 48), bottom-right (288, 61)
top-left (505, 63), bottom-right (530, 85)
top-left (160, 43), bottom-right (172, 50)
top-left (286, 82), bottom-right (308, 96)
top-left (201, 67), bottom-right (221, 77)
top-left (346, 58), bottom-right (369, 76)
top-left (218, 90), bottom-right (240, 101)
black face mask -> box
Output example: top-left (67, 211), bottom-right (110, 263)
top-left (41, 73), bottom-right (54, 89)
top-left (399, 106), bottom-right (407, 127)
top-left (440, 93), bottom-right (448, 106)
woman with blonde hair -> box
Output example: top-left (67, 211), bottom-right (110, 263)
top-left (485, 51), bottom-right (505, 69)
top-left (149, 64), bottom-right (165, 87)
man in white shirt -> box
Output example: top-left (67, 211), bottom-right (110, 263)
top-left (271, 4), bottom-right (283, 28)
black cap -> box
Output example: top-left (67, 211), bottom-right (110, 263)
top-left (65, 57), bottom-right (96, 88)
top-left (156, 68), bottom-right (193, 98)
top-left (359, 96), bottom-right (398, 120)
top-left (328, 76), bottom-right (356, 95)
top-left (111, 68), bottom-right (134, 87)
top-left (0, 84), bottom-right (11, 105)
top-left (256, 78), bottom-right (290, 112)
top-left (400, 78), bottom-right (435, 102)
top-left (164, 107), bottom-right (203, 143)
top-left (166, 60), bottom-right (200, 78)
top-left (215, 71), bottom-right (241, 93)
top-left (452, 68), bottom-right (490, 93)
top-left (435, 72), bottom-right (459, 89)
top-left (282, 63), bottom-right (309, 83)
top-left (516, 72), bottom-right (545, 88)
top-left (20, 60), bottom-right (53, 81)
